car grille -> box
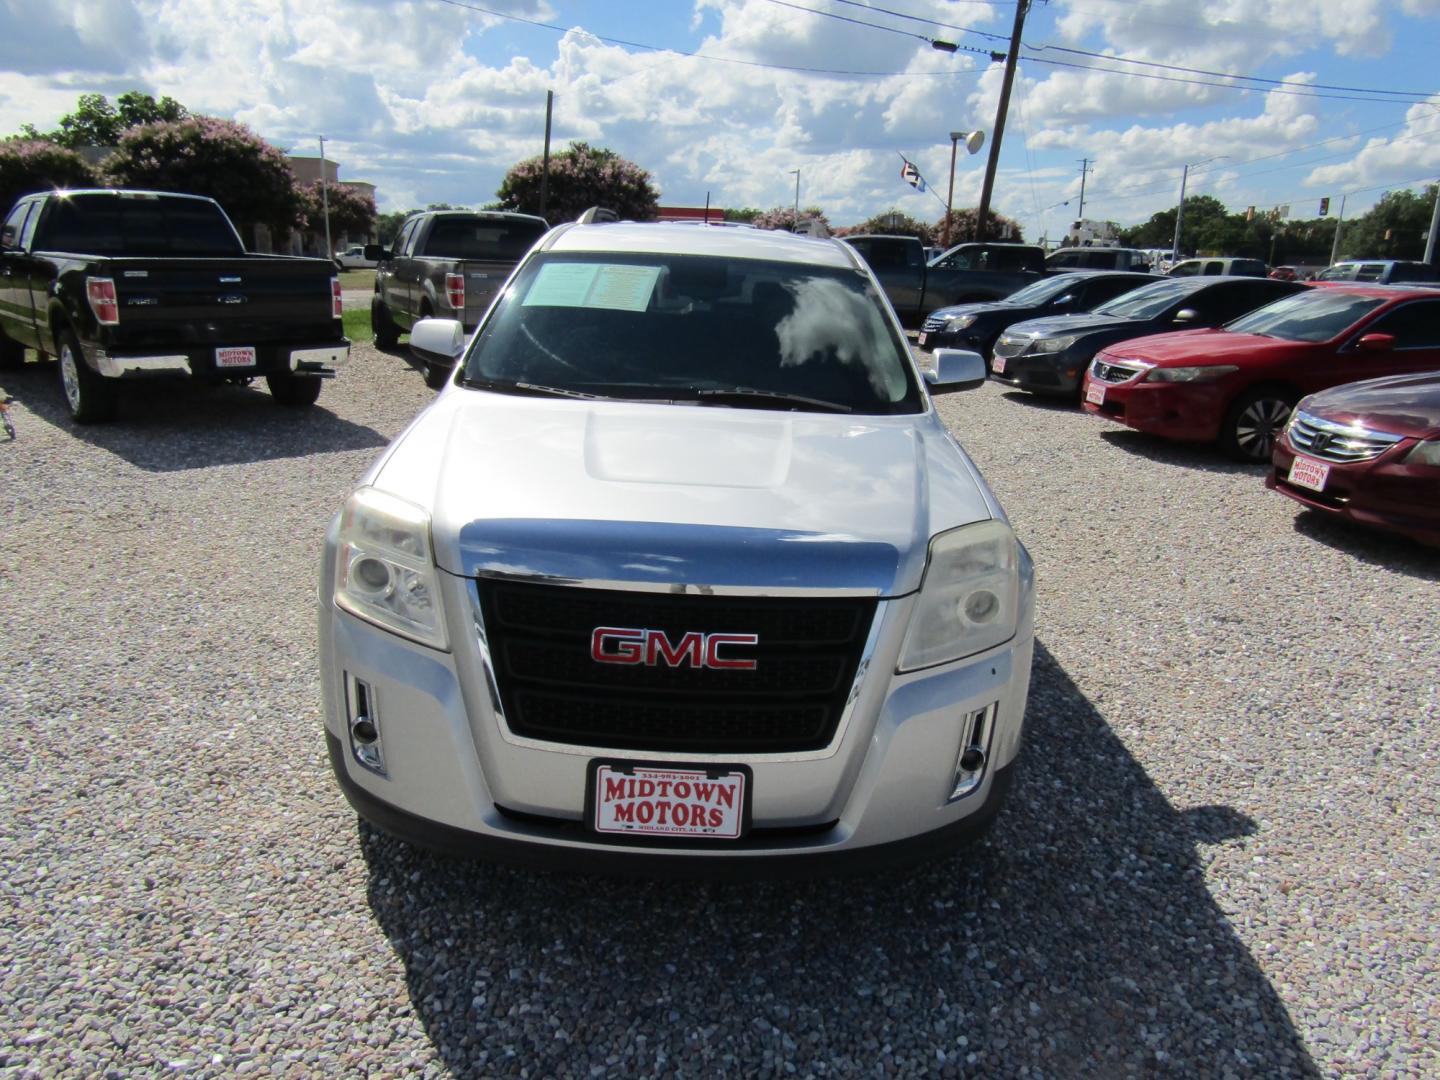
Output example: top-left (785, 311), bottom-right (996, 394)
top-left (1287, 411), bottom-right (1404, 463)
top-left (475, 580), bottom-right (877, 754)
top-left (922, 315), bottom-right (949, 333)
top-left (993, 336), bottom-right (1030, 358)
top-left (1090, 358), bottom-right (1146, 384)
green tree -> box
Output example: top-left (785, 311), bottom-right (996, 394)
top-left (723, 207), bottom-right (763, 224)
top-left (375, 209), bottom-right (409, 246)
top-left (0, 139), bottom-right (100, 214)
top-left (750, 206), bottom-right (832, 232)
top-left (21, 91), bottom-right (188, 149)
top-left (496, 142), bottom-right (659, 226)
top-left (845, 210), bottom-right (933, 243)
top-left (1339, 186), bottom-right (1437, 260)
top-left (103, 116), bottom-right (302, 239)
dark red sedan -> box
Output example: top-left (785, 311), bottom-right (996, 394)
top-left (1082, 285), bottom-right (1440, 461)
top-left (1267, 372), bottom-right (1440, 545)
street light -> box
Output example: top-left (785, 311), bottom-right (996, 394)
top-left (1171, 155), bottom-right (1228, 265)
top-left (943, 130), bottom-right (985, 248)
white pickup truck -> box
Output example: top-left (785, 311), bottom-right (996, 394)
top-left (319, 220), bottom-right (1035, 875)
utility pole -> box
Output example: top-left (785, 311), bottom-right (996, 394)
top-left (1076, 159), bottom-right (1092, 222)
top-left (1328, 195), bottom-right (1348, 266)
top-left (944, 135), bottom-right (960, 248)
top-left (539, 90), bottom-right (554, 221)
top-left (318, 135), bottom-right (332, 258)
top-left (1425, 181), bottom-right (1440, 265)
top-left (790, 169), bottom-right (801, 224)
top-left (975, 0), bottom-right (1029, 241)
top-left (1170, 163), bottom-right (1190, 265)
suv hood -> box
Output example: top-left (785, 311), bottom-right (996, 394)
top-left (368, 392), bottom-right (999, 596)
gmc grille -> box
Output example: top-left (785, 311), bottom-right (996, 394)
top-left (475, 580), bottom-right (877, 754)
top-left (1287, 411), bottom-right (1403, 463)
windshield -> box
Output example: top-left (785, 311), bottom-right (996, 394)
top-left (1093, 279), bottom-right (1193, 319)
top-left (460, 252), bottom-right (924, 414)
top-left (1003, 275), bottom-right (1081, 306)
top-left (1224, 290), bottom-right (1386, 342)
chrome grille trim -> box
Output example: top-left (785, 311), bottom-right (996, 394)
top-left (1287, 410), bottom-right (1404, 463)
top-left (1090, 358), bottom-right (1146, 384)
top-left (922, 315), bottom-right (948, 332)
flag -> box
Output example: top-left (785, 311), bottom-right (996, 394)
top-left (900, 159), bottom-right (926, 192)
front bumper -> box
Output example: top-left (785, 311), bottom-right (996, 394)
top-left (988, 348), bottom-right (1090, 396)
top-left (318, 548), bottom-right (1036, 876)
top-left (1081, 372), bottom-right (1226, 442)
top-left (1268, 437), bottom-right (1440, 546)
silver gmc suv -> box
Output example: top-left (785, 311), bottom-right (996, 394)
top-left (318, 221), bottom-right (1035, 874)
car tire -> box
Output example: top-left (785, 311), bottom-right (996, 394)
top-left (57, 328), bottom-right (118, 423)
top-left (266, 372), bottom-right (323, 407)
top-left (423, 362), bottom-right (452, 390)
top-left (0, 330), bottom-right (25, 369)
top-left (372, 301), bottom-right (400, 349)
top-left (1220, 386), bottom-right (1296, 462)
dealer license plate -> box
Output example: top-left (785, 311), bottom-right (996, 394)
top-left (1287, 455), bottom-right (1330, 492)
top-left (216, 346), bottom-right (256, 368)
top-left (917, 331), bottom-right (928, 346)
top-left (1085, 381), bottom-right (1106, 405)
top-left (590, 762), bottom-right (749, 840)
top-left (992, 355), bottom-right (1006, 375)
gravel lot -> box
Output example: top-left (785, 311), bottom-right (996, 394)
top-left (1, 343), bottom-right (1436, 1078)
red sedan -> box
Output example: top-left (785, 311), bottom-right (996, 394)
top-left (1267, 372), bottom-right (1440, 545)
top-left (1082, 285), bottom-right (1440, 461)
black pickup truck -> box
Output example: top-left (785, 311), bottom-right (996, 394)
top-left (842, 235), bottom-right (1049, 326)
top-left (0, 189), bottom-right (348, 422)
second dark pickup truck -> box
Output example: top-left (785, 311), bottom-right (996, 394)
top-left (842, 235), bottom-right (1049, 326)
top-left (0, 188), bottom-right (348, 423)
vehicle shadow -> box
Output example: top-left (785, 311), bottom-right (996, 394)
top-left (998, 388), bottom-right (1083, 412)
top-left (1289, 508), bottom-right (1440, 580)
top-left (1098, 428), bottom-right (1264, 477)
top-left (2, 362), bottom-right (388, 471)
top-left (358, 641), bottom-right (1318, 1077)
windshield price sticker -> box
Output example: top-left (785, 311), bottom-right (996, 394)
top-left (1288, 455), bottom-right (1330, 492)
top-left (523, 262), bottom-right (661, 312)
top-left (591, 764), bottom-right (747, 839)
top-left (1085, 382), bottom-right (1105, 405)
top-left (216, 346), bottom-right (256, 368)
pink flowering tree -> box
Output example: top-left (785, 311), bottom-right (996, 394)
top-left (843, 211), bottom-right (933, 243)
top-left (0, 140), bottom-right (100, 215)
top-left (299, 180), bottom-right (377, 248)
top-left (934, 208), bottom-right (1024, 245)
top-left (496, 142), bottom-right (659, 226)
top-left (750, 206), bottom-right (832, 233)
top-left (103, 117), bottom-right (304, 239)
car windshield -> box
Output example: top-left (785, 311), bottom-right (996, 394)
top-left (1004, 275), bottom-right (1080, 306)
top-left (1092, 279), bottom-right (1194, 319)
top-left (460, 251), bottom-right (924, 414)
top-left (1224, 290), bottom-right (1387, 341)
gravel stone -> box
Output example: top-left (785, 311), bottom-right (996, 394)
top-left (0, 342), bottom-right (1436, 1078)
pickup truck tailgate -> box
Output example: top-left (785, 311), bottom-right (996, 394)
top-left (458, 260), bottom-right (514, 327)
top-left (101, 258), bottom-right (339, 345)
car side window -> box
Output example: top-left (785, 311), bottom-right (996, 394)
top-left (1355, 264), bottom-right (1385, 282)
top-left (1086, 277), bottom-right (1142, 305)
top-left (1363, 301), bottom-right (1440, 348)
top-left (1, 201), bottom-right (31, 251)
top-left (1192, 282), bottom-right (1250, 321)
top-left (1203, 261), bottom-right (1224, 276)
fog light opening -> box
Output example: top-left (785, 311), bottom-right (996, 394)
top-left (346, 674), bottom-right (385, 775)
top-left (950, 702), bottom-right (997, 801)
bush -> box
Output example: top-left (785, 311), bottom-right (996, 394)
top-left (299, 180), bottom-right (377, 246)
top-left (496, 142), bottom-right (658, 226)
top-left (0, 140), bottom-right (99, 215)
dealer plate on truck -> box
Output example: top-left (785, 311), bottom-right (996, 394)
top-left (588, 762), bottom-right (749, 840)
top-left (215, 346), bottom-right (256, 368)
top-left (1287, 455), bottom-right (1330, 492)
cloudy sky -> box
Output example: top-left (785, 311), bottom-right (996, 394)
top-left (2, 0), bottom-right (1438, 239)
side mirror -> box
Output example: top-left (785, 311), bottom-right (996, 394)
top-left (1051, 293), bottom-right (1076, 306)
top-left (924, 348), bottom-right (987, 393)
top-left (0, 225), bottom-right (15, 250)
top-left (363, 244), bottom-right (387, 262)
top-left (1172, 308), bottom-right (1199, 323)
top-left (1357, 332), bottom-right (1395, 352)
top-left (409, 318), bottom-right (466, 368)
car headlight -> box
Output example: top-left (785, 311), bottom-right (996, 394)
top-left (334, 487), bottom-right (450, 650)
top-left (1404, 439), bottom-right (1440, 465)
top-left (1145, 365), bottom-right (1239, 382)
top-left (945, 314), bottom-right (977, 331)
top-left (898, 520), bottom-right (1019, 673)
top-left (1032, 335), bottom-right (1079, 353)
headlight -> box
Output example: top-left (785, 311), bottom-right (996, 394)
top-left (945, 314), bottom-right (977, 331)
top-left (898, 520), bottom-right (1019, 672)
top-left (1404, 439), bottom-right (1440, 465)
top-left (1032, 335), bottom-right (1079, 353)
top-left (1145, 365), bottom-right (1239, 383)
top-left (334, 487), bottom-right (450, 650)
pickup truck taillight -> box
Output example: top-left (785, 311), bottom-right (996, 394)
top-left (86, 277), bottom-right (120, 326)
top-left (331, 276), bottom-right (343, 319)
top-left (445, 273), bottom-right (465, 312)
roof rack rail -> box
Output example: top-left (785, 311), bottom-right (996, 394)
top-left (576, 207), bottom-right (619, 224)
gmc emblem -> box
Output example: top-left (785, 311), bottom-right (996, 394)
top-left (590, 626), bottom-right (759, 670)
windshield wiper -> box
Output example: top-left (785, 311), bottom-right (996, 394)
top-left (460, 376), bottom-right (603, 400)
top-left (687, 387), bottom-right (853, 413)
